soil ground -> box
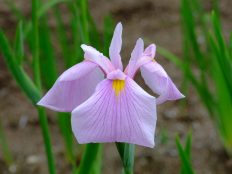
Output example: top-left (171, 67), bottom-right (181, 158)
top-left (0, 0), bottom-right (232, 174)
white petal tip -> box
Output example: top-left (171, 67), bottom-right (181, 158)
top-left (80, 44), bottom-right (87, 50)
top-left (180, 94), bottom-right (185, 99)
top-left (116, 22), bottom-right (122, 27)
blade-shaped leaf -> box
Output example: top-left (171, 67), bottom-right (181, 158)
top-left (0, 30), bottom-right (40, 104)
top-left (14, 21), bottom-right (24, 65)
top-left (176, 135), bottom-right (195, 174)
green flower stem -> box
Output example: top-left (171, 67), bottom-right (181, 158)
top-left (78, 144), bottom-right (100, 174)
top-left (32, 1), bottom-right (56, 174)
top-left (116, 143), bottom-right (135, 174)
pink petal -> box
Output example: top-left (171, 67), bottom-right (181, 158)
top-left (125, 44), bottom-right (155, 78)
top-left (143, 44), bottom-right (156, 59)
top-left (81, 44), bottom-right (115, 74)
top-left (126, 38), bottom-right (144, 77)
top-left (140, 61), bottom-right (185, 104)
top-left (37, 61), bottom-right (104, 112)
top-left (109, 22), bottom-right (123, 70)
top-left (71, 78), bottom-right (157, 148)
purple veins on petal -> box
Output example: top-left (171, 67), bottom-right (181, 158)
top-left (71, 78), bottom-right (157, 148)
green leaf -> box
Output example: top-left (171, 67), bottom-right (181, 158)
top-left (0, 30), bottom-right (40, 104)
top-left (68, 1), bottom-right (83, 65)
top-left (81, 0), bottom-right (90, 43)
top-left (14, 21), bottom-right (24, 65)
top-left (175, 135), bottom-right (195, 174)
top-left (184, 133), bottom-right (192, 159)
top-left (88, 10), bottom-right (101, 50)
top-left (39, 17), bottom-right (57, 88)
top-left (53, 6), bottom-right (72, 67)
top-left (229, 32), bottom-right (232, 58)
top-left (211, 12), bottom-right (232, 98)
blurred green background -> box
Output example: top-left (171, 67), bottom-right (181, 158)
top-left (0, 0), bottom-right (231, 174)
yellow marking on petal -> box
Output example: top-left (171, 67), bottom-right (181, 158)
top-left (112, 80), bottom-right (125, 96)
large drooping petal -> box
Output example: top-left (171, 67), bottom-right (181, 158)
top-left (140, 61), bottom-right (184, 104)
top-left (71, 77), bottom-right (157, 147)
top-left (37, 61), bottom-right (104, 112)
top-left (109, 22), bottom-right (123, 70)
top-left (125, 44), bottom-right (155, 78)
top-left (81, 44), bottom-right (115, 74)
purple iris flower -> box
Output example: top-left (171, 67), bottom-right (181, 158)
top-left (38, 23), bottom-right (184, 147)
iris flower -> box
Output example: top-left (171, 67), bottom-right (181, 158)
top-left (38, 23), bottom-right (184, 147)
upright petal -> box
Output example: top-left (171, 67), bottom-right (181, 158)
top-left (143, 44), bottom-right (156, 59)
top-left (109, 22), bottom-right (123, 70)
top-left (141, 61), bottom-right (184, 104)
top-left (81, 44), bottom-right (115, 74)
top-left (71, 77), bottom-right (157, 147)
top-left (126, 38), bottom-right (144, 77)
top-left (38, 61), bottom-right (104, 112)
top-left (125, 43), bottom-right (155, 78)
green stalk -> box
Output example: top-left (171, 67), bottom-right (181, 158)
top-left (116, 143), bottom-right (135, 174)
top-left (37, 107), bottom-right (57, 174)
top-left (32, 1), bottom-right (56, 174)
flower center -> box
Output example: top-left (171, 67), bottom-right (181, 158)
top-left (112, 80), bottom-right (125, 96)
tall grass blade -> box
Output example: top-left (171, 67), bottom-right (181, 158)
top-left (0, 119), bottom-right (12, 165)
top-left (39, 17), bottom-right (57, 88)
top-left (0, 30), bottom-right (40, 104)
top-left (14, 21), bottom-right (24, 65)
top-left (176, 135), bottom-right (194, 174)
top-left (37, 0), bottom-right (70, 18)
top-left (53, 7), bottom-right (72, 67)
